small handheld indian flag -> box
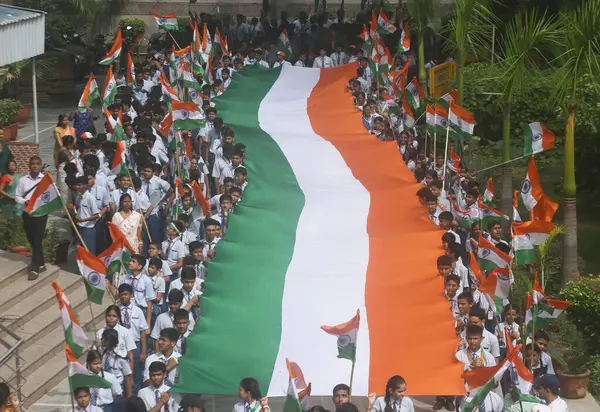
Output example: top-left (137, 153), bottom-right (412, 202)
top-left (201, 23), bottom-right (212, 61)
top-left (451, 200), bottom-right (479, 228)
top-left (513, 190), bottom-right (528, 222)
top-left (99, 29), bottom-right (122, 66)
top-left (98, 237), bottom-right (132, 277)
top-left (66, 345), bottom-right (112, 390)
top-left (172, 100), bottom-right (205, 130)
top-left (25, 172), bottom-right (62, 217)
top-left (425, 104), bottom-right (448, 136)
top-left (483, 177), bottom-right (494, 204)
top-left (321, 309), bottom-right (360, 361)
top-left (111, 140), bottom-right (126, 175)
top-left (181, 61), bottom-right (202, 91)
top-left (153, 9), bottom-right (179, 31)
top-left (479, 266), bottom-right (511, 314)
top-left (76, 246), bottom-right (106, 305)
top-left (377, 8), bottom-right (397, 35)
top-left (159, 74), bottom-right (179, 103)
top-left (477, 235), bottom-right (512, 273)
top-left (278, 28), bottom-right (294, 59)
top-left (405, 76), bottom-right (424, 110)
top-left (523, 122), bottom-right (555, 156)
top-left (126, 53), bottom-right (137, 88)
top-left (402, 98), bottom-right (415, 128)
top-left (157, 111), bottom-right (174, 139)
top-left (449, 101), bottom-right (475, 137)
top-left (107, 221), bottom-right (136, 253)
top-left (511, 220), bottom-right (556, 265)
top-left (191, 180), bottom-right (211, 216)
top-left (52, 282), bottom-right (88, 358)
top-left (447, 147), bottom-right (464, 174)
top-left (531, 194), bottom-right (559, 223)
top-left (102, 65), bottom-right (117, 107)
top-left (525, 273), bottom-right (570, 335)
top-left (78, 74), bottom-right (100, 112)
top-left (437, 89), bottom-right (458, 111)
top-left (283, 359), bottom-right (312, 412)
top-left (398, 22), bottom-right (410, 52)
top-left (477, 199), bottom-right (508, 230)
top-left (520, 156), bottom-right (544, 210)
top-left (104, 107), bottom-right (125, 141)
top-left (370, 11), bottom-right (380, 42)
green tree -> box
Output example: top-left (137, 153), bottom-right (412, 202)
top-left (406, 0), bottom-right (439, 93)
top-left (552, 0), bottom-right (600, 286)
top-left (495, 11), bottom-right (559, 217)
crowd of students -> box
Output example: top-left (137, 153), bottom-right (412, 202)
top-left (0, 9), bottom-right (571, 412)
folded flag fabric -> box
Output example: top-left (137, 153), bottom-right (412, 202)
top-left (511, 220), bottom-right (555, 264)
top-left (477, 235), bottom-right (512, 273)
top-left (523, 122), bottom-right (555, 156)
top-left (321, 309), bottom-right (360, 361)
top-left (111, 140), bottom-right (126, 175)
top-left (172, 100), bottom-right (205, 130)
top-left (98, 237), bottom-right (132, 277)
top-left (52, 282), bottom-right (87, 358)
top-left (402, 98), bottom-right (415, 128)
top-left (99, 29), bottom-right (122, 65)
top-left (525, 273), bottom-right (570, 335)
top-left (76, 246), bottom-right (106, 305)
top-left (451, 201), bottom-right (479, 228)
top-left (377, 9), bottom-right (396, 34)
top-left (283, 359), bottom-right (312, 412)
top-left (398, 22), bottom-right (410, 52)
top-left (477, 199), bottom-right (508, 229)
top-left (520, 156), bottom-right (544, 210)
top-left (483, 177), bottom-right (494, 205)
top-left (153, 9), bottom-right (179, 30)
top-left (462, 347), bottom-right (521, 412)
top-left (25, 172), bottom-right (62, 217)
top-left (66, 345), bottom-right (111, 389)
top-left (513, 190), bottom-right (528, 222)
top-left (78, 74), bottom-right (100, 112)
top-left (510, 351), bottom-right (535, 397)
top-left (102, 65), bottom-right (118, 107)
top-left (531, 194), bottom-right (559, 223)
top-left (405, 77), bottom-right (424, 110)
top-left (126, 53), bottom-right (137, 88)
top-left (449, 102), bottom-right (475, 137)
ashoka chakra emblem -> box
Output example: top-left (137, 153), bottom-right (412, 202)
top-left (158, 18), bottom-right (167, 24)
top-left (522, 179), bottom-right (532, 194)
top-left (181, 110), bottom-right (189, 119)
top-left (480, 248), bottom-right (491, 258)
top-left (88, 271), bottom-right (102, 286)
top-left (337, 334), bottom-right (352, 348)
top-left (41, 192), bottom-right (51, 204)
top-left (533, 133), bottom-right (542, 142)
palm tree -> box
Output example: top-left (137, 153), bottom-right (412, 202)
top-left (405, 0), bottom-right (439, 93)
top-left (552, 0), bottom-right (600, 286)
top-left (443, 0), bottom-right (496, 105)
top-left (495, 11), bottom-right (559, 218)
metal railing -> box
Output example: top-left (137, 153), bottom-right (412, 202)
top-left (0, 320), bottom-right (26, 404)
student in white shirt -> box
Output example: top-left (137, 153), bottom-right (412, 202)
top-left (119, 254), bottom-right (155, 326)
top-left (497, 304), bottom-right (520, 352)
top-left (74, 175), bottom-right (100, 254)
top-left (138, 361), bottom-right (179, 412)
top-left (294, 52), bottom-right (307, 67)
top-left (147, 256), bottom-right (166, 318)
top-left (210, 194), bottom-right (233, 235)
top-left (235, 167), bottom-right (248, 193)
top-left (201, 219), bottom-right (222, 258)
top-left (232, 377), bottom-right (266, 412)
top-left (456, 324), bottom-right (497, 371)
top-left (173, 308), bottom-right (194, 355)
top-left (97, 305), bottom-right (136, 370)
top-left (140, 164), bottom-right (172, 244)
top-left (147, 242), bottom-right (173, 282)
top-left (330, 45), bottom-right (347, 67)
top-left (144, 328), bottom-right (181, 386)
top-left (117, 283), bottom-right (149, 395)
top-left (370, 375), bottom-right (415, 412)
top-left (468, 307), bottom-right (501, 362)
top-left (151, 290), bottom-right (196, 346)
top-left (273, 51), bottom-right (291, 67)
top-left (312, 49), bottom-right (333, 68)
top-left (170, 267), bottom-right (202, 319)
top-left (534, 374), bottom-right (570, 412)
top-left (73, 387), bottom-right (103, 412)
top-left (534, 331), bottom-right (555, 375)
top-left (162, 222), bottom-right (186, 275)
top-left (189, 241), bottom-right (208, 280)
top-left (99, 327), bottom-right (133, 399)
top-left (86, 349), bottom-right (123, 410)
top-left (110, 174), bottom-right (138, 212)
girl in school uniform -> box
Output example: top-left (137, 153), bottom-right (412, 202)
top-left (232, 378), bottom-right (270, 412)
top-left (100, 328), bottom-right (133, 402)
top-left (86, 350), bottom-right (123, 412)
top-left (369, 375), bottom-right (415, 412)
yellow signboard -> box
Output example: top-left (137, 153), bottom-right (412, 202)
top-left (429, 61), bottom-right (456, 98)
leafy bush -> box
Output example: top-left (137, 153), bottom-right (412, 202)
top-left (589, 355), bottom-right (600, 398)
top-left (547, 315), bottom-right (589, 374)
top-left (560, 275), bottom-right (600, 353)
top-left (42, 222), bottom-right (62, 263)
top-left (119, 18), bottom-right (147, 45)
top-left (0, 99), bottom-right (22, 126)
top-left (0, 213), bottom-right (29, 249)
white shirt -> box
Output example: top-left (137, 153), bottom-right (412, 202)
top-left (150, 310), bottom-right (196, 340)
top-left (14, 173), bottom-right (44, 205)
top-left (119, 273), bottom-right (156, 308)
top-left (138, 383), bottom-right (179, 412)
top-left (312, 55), bottom-right (333, 68)
top-left (273, 60), bottom-right (292, 67)
top-left (233, 400), bottom-right (264, 412)
top-left (110, 187), bottom-right (138, 209)
top-left (330, 51), bottom-right (347, 66)
top-left (476, 391), bottom-right (503, 412)
top-left (142, 176), bottom-right (171, 216)
top-left (117, 302), bottom-right (149, 342)
top-left (294, 60), bottom-right (305, 67)
top-left (97, 323), bottom-right (136, 358)
top-left (89, 184), bottom-right (110, 210)
top-left (75, 406), bottom-right (103, 412)
top-left (372, 396), bottom-right (415, 412)
top-left (162, 237), bottom-right (185, 267)
top-left (202, 237), bottom-right (220, 257)
top-left (455, 346), bottom-right (497, 370)
top-left (547, 397), bottom-right (570, 412)
top-left (143, 351), bottom-right (181, 385)
top-left (101, 350), bottom-right (132, 383)
top-left (90, 370), bottom-right (122, 406)
top-left (136, 189), bottom-right (151, 212)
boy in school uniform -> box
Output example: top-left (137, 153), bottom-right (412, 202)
top-left (487, 221), bottom-right (510, 248)
top-left (144, 328), bottom-right (180, 387)
top-left (173, 309), bottom-right (194, 355)
top-left (210, 195), bottom-right (232, 235)
top-left (533, 331), bottom-right (555, 375)
top-left (140, 163), bottom-right (172, 244)
top-left (201, 219), bottom-right (221, 257)
top-left (73, 175), bottom-right (100, 254)
top-left (110, 173), bottom-right (139, 212)
top-left (146, 256), bottom-right (167, 317)
top-left (117, 283), bottom-right (149, 395)
top-left (456, 324), bottom-right (497, 370)
top-left (138, 361), bottom-right (179, 412)
top-left (151, 289), bottom-right (196, 351)
top-left (189, 241), bottom-right (207, 280)
top-left (74, 387), bottom-right (103, 412)
top-left (234, 167), bottom-right (248, 193)
top-left (162, 222), bottom-right (186, 276)
top-left (426, 193), bottom-right (441, 225)
top-left (455, 291), bottom-right (474, 349)
top-left (468, 307), bottom-right (501, 363)
top-left (438, 212), bottom-right (462, 244)
top-left (169, 267), bottom-right (202, 319)
top-left (147, 242), bottom-right (172, 282)
top-left (86, 170), bottom-right (110, 254)
top-left (120, 254), bottom-right (155, 328)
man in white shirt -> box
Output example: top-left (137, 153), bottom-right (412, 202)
top-left (330, 44), bottom-right (347, 66)
top-left (312, 49), bottom-right (333, 68)
top-left (14, 156), bottom-right (47, 279)
top-left (230, 14), bottom-right (250, 45)
top-left (534, 375), bottom-right (570, 412)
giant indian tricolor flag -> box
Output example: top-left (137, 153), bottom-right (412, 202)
top-left (52, 282), bottom-right (87, 358)
top-left (25, 172), bottom-right (62, 216)
top-left (174, 65), bottom-right (464, 397)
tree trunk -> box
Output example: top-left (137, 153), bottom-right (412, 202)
top-left (417, 28), bottom-right (427, 95)
top-left (562, 109), bottom-right (578, 286)
top-left (499, 101), bottom-right (512, 228)
top-left (457, 54), bottom-right (464, 106)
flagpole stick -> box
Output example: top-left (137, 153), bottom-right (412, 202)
top-left (164, 28), bottom-right (182, 50)
top-left (413, 109), bottom-right (426, 124)
top-left (469, 154), bottom-right (530, 175)
top-left (348, 357), bottom-right (356, 402)
top-left (424, 128), bottom-right (429, 159)
top-left (138, 206), bottom-right (153, 243)
top-left (54, 182), bottom-right (88, 250)
top-left (442, 126), bottom-right (450, 191)
top-left (56, 295), bottom-right (77, 412)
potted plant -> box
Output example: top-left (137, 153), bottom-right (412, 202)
top-left (547, 317), bottom-right (590, 399)
top-left (0, 99), bottom-right (21, 140)
top-left (15, 101), bottom-right (30, 126)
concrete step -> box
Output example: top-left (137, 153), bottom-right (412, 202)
top-left (0, 264), bottom-right (61, 315)
top-left (0, 250), bottom-right (30, 291)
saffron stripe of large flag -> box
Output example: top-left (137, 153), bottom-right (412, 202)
top-left (321, 310), bottom-right (360, 361)
top-left (174, 65), bottom-right (464, 398)
top-left (525, 273), bottom-right (570, 335)
top-left (99, 29), bottom-right (122, 65)
top-left (172, 100), bottom-right (205, 130)
top-left (78, 74), bottom-right (100, 112)
top-left (76, 246), bottom-right (106, 304)
top-left (25, 172), bottom-right (62, 216)
top-left (520, 156), bottom-right (544, 210)
top-left (52, 282), bottom-right (87, 358)
top-left (103, 65), bottom-right (117, 107)
top-left (448, 101), bottom-right (475, 137)
top-left (152, 9), bottom-right (179, 30)
top-left (462, 347), bottom-right (521, 412)
top-left (511, 220), bottom-right (555, 265)
top-left (523, 122), bottom-right (555, 156)
top-left (477, 235), bottom-right (512, 273)
top-left (66, 346), bottom-right (112, 389)
top-left (398, 22), bottom-right (410, 52)
top-left (377, 9), bottom-right (396, 34)
top-left (283, 359), bottom-right (312, 412)
top-left (405, 77), bottom-right (423, 110)
top-left (477, 199), bottom-right (508, 229)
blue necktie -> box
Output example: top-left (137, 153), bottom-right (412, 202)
top-left (245, 404), bottom-right (251, 412)
top-left (90, 387), bottom-right (98, 406)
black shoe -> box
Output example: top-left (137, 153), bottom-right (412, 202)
top-left (433, 400), bottom-right (444, 411)
top-left (39, 265), bottom-right (47, 273)
top-left (28, 270), bottom-right (39, 281)
top-left (444, 399), bottom-right (455, 411)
